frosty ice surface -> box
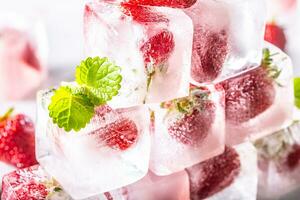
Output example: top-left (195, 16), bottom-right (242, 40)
top-left (186, 142), bottom-right (258, 200)
top-left (0, 13), bottom-right (47, 100)
top-left (185, 0), bottom-right (266, 83)
top-left (255, 121), bottom-right (300, 199)
top-left (220, 42), bottom-right (293, 145)
top-left (99, 170), bottom-right (190, 200)
top-left (36, 90), bottom-right (151, 199)
top-left (149, 85), bottom-right (225, 175)
top-left (1, 165), bottom-right (71, 200)
top-left (84, 1), bottom-right (193, 108)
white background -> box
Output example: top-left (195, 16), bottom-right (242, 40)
top-left (0, 0), bottom-right (86, 68)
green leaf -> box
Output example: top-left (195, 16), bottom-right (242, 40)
top-left (48, 86), bottom-right (94, 132)
top-left (294, 77), bottom-right (300, 109)
top-left (75, 57), bottom-right (122, 104)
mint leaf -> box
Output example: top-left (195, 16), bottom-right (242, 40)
top-left (48, 57), bottom-right (122, 132)
top-left (48, 87), bottom-right (94, 132)
top-left (76, 57), bottom-right (122, 104)
top-left (294, 77), bottom-right (300, 109)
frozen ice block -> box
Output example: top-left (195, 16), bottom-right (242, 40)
top-left (149, 85), bottom-right (225, 175)
top-left (254, 122), bottom-right (300, 199)
top-left (84, 1), bottom-right (193, 108)
top-left (185, 0), bottom-right (266, 83)
top-left (219, 42), bottom-right (293, 145)
top-left (0, 13), bottom-right (47, 100)
top-left (99, 171), bottom-right (190, 200)
top-left (186, 142), bottom-right (258, 200)
top-left (1, 165), bottom-right (72, 200)
top-left (36, 90), bottom-right (151, 199)
top-left (0, 162), bottom-right (15, 189)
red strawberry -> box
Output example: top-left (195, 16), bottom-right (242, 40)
top-left (141, 30), bottom-right (175, 67)
top-left (187, 146), bottom-right (241, 199)
top-left (166, 89), bottom-right (215, 146)
top-left (264, 23), bottom-right (287, 51)
top-left (0, 108), bottom-right (37, 168)
top-left (121, 3), bottom-right (169, 23)
top-left (104, 192), bottom-right (114, 200)
top-left (97, 118), bottom-right (138, 150)
top-left (286, 144), bottom-right (300, 170)
top-left (221, 67), bottom-right (275, 124)
top-left (1, 165), bottom-right (48, 200)
top-left (22, 42), bottom-right (41, 71)
top-left (0, 28), bottom-right (41, 71)
top-left (191, 27), bottom-right (228, 83)
top-left (220, 49), bottom-right (277, 124)
top-left (127, 0), bottom-right (197, 8)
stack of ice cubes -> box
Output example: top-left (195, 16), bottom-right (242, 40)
top-left (1, 0), bottom-right (296, 199)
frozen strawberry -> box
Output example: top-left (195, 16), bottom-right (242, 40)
top-left (121, 3), bottom-right (168, 23)
top-left (127, 0), bottom-right (196, 8)
top-left (1, 165), bottom-right (66, 200)
top-left (121, 2), bottom-right (175, 90)
top-left (97, 118), bottom-right (138, 150)
top-left (0, 108), bottom-right (37, 168)
top-left (220, 48), bottom-right (276, 124)
top-left (264, 23), bottom-right (287, 51)
top-left (141, 30), bottom-right (175, 67)
top-left (1, 166), bottom-right (48, 200)
top-left (22, 42), bottom-right (41, 71)
top-left (104, 192), bottom-right (114, 200)
top-left (286, 144), bottom-right (300, 170)
top-left (0, 28), bottom-right (41, 71)
top-left (165, 88), bottom-right (215, 146)
top-left (188, 146), bottom-right (241, 199)
top-left (191, 28), bottom-right (228, 83)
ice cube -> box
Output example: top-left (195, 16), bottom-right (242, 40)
top-left (1, 165), bottom-right (72, 200)
top-left (36, 90), bottom-right (151, 199)
top-left (84, 1), bottom-right (193, 108)
top-left (0, 13), bottom-right (47, 100)
top-left (99, 170), bottom-right (190, 200)
top-left (0, 162), bottom-right (15, 190)
top-left (185, 0), bottom-right (266, 83)
top-left (254, 121), bottom-right (300, 199)
top-left (186, 142), bottom-right (258, 200)
top-left (219, 42), bottom-right (293, 145)
top-left (149, 84), bottom-right (225, 175)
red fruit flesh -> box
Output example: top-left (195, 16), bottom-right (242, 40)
top-left (221, 66), bottom-right (275, 124)
top-left (121, 3), bottom-right (168, 23)
top-left (191, 28), bottom-right (228, 83)
top-left (188, 146), bottom-right (241, 199)
top-left (0, 114), bottom-right (37, 168)
top-left (127, 0), bottom-right (197, 8)
top-left (264, 23), bottom-right (287, 51)
top-left (286, 144), bottom-right (300, 170)
top-left (141, 30), bottom-right (175, 67)
top-left (168, 102), bottom-right (215, 146)
top-left (1, 166), bottom-right (48, 200)
top-left (97, 118), bottom-right (138, 150)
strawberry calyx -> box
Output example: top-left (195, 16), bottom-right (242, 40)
top-left (0, 108), bottom-right (14, 122)
top-left (261, 48), bottom-right (282, 85)
top-left (161, 87), bottom-right (209, 116)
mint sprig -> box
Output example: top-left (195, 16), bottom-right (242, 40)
top-left (294, 77), bottom-right (300, 109)
top-left (48, 57), bottom-right (122, 132)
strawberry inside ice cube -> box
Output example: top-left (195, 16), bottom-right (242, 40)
top-left (187, 146), bottom-right (241, 199)
top-left (127, 0), bottom-right (197, 8)
top-left (221, 66), bottom-right (275, 124)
